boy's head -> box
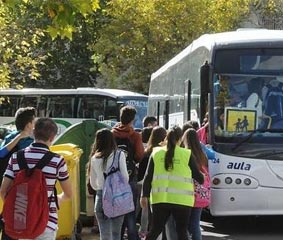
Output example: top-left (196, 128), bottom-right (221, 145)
top-left (141, 126), bottom-right (153, 143)
top-left (33, 118), bottom-right (58, 143)
top-left (120, 105), bottom-right (136, 125)
top-left (143, 116), bottom-right (157, 128)
top-left (15, 107), bottom-right (36, 131)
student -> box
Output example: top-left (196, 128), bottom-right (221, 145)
top-left (0, 107), bottom-right (36, 240)
top-left (140, 126), bottom-right (204, 240)
top-left (182, 122), bottom-right (215, 161)
top-left (143, 116), bottom-right (158, 128)
top-left (112, 105), bottom-right (144, 240)
top-left (89, 128), bottom-right (128, 240)
top-left (138, 126), bottom-right (167, 238)
top-left (182, 120), bottom-right (200, 134)
top-left (196, 112), bottom-right (210, 145)
top-left (137, 126), bottom-right (153, 238)
top-left (0, 107), bottom-right (35, 158)
top-left (0, 118), bottom-right (72, 240)
top-left (182, 129), bottom-right (209, 240)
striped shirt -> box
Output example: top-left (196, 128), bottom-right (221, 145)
top-left (4, 142), bottom-right (69, 231)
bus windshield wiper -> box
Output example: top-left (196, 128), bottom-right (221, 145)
top-left (256, 150), bottom-right (283, 159)
top-left (232, 128), bottom-right (283, 152)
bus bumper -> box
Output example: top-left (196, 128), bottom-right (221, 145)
top-left (210, 187), bottom-right (283, 216)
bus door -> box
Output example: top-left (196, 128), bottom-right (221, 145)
top-left (155, 98), bottom-right (169, 129)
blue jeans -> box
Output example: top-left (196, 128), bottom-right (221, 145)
top-left (95, 190), bottom-right (124, 240)
top-left (188, 207), bottom-right (202, 240)
top-left (121, 181), bottom-right (139, 240)
top-left (136, 181), bottom-right (149, 233)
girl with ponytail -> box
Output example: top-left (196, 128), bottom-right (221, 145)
top-left (140, 126), bottom-right (204, 240)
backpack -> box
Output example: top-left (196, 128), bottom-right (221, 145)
top-left (0, 146), bottom-right (18, 186)
top-left (194, 167), bottom-right (211, 208)
top-left (102, 150), bottom-right (135, 218)
top-left (2, 150), bottom-right (55, 239)
top-left (115, 137), bottom-right (137, 182)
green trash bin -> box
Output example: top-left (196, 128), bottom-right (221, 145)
top-left (53, 120), bottom-right (111, 219)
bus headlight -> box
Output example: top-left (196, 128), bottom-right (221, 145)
top-left (212, 177), bottom-right (221, 185)
top-left (225, 177), bottom-right (233, 184)
top-left (244, 178), bottom-right (251, 186)
top-left (235, 178), bottom-right (242, 184)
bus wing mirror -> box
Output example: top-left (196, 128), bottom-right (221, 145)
top-left (200, 61), bottom-right (211, 94)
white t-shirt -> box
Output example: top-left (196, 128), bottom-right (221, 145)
top-left (246, 93), bottom-right (263, 127)
top-left (90, 150), bottom-right (128, 190)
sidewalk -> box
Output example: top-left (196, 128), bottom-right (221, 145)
top-left (80, 227), bottom-right (99, 240)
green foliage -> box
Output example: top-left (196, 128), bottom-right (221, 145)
top-left (207, 0), bottom-right (251, 32)
top-left (0, 0), bottom-right (101, 89)
top-left (90, 0), bottom-right (251, 94)
top-left (252, 0), bottom-right (283, 28)
top-left (3, 0), bottom-right (100, 40)
top-left (35, 16), bottom-right (99, 89)
top-left (0, 1), bottom-right (46, 88)
top-left (4, 0), bottom-right (281, 94)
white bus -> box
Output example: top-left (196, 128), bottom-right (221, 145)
top-left (0, 88), bottom-right (148, 134)
top-left (148, 29), bottom-right (283, 216)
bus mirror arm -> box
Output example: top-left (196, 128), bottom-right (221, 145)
top-left (207, 93), bottom-right (213, 145)
top-left (200, 61), bottom-right (211, 94)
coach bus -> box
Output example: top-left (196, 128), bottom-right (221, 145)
top-left (0, 88), bottom-right (148, 134)
top-left (148, 29), bottom-right (283, 216)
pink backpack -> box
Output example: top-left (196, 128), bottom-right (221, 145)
top-left (102, 150), bottom-right (134, 218)
top-left (194, 166), bottom-right (211, 208)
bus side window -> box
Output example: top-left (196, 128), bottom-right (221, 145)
top-left (47, 101), bottom-right (59, 117)
top-left (78, 98), bottom-right (92, 118)
top-left (54, 104), bottom-right (63, 117)
top-left (46, 96), bottom-right (73, 118)
top-left (105, 99), bottom-right (117, 120)
top-left (37, 97), bottom-right (47, 117)
top-left (20, 97), bottom-right (37, 109)
top-left (46, 98), bottom-right (53, 117)
top-left (0, 97), bottom-right (17, 117)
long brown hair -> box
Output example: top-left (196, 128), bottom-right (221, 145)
top-left (89, 128), bottom-right (117, 169)
top-left (165, 126), bottom-right (182, 171)
top-left (145, 126), bottom-right (167, 155)
top-left (182, 128), bottom-right (208, 169)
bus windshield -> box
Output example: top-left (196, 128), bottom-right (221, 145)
top-left (214, 73), bottom-right (283, 143)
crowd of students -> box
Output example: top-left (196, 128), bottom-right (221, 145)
top-left (89, 106), bottom-right (215, 240)
top-left (0, 105), bottom-right (214, 240)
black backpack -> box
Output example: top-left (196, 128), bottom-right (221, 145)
top-left (115, 137), bottom-right (137, 182)
top-left (0, 146), bottom-right (18, 186)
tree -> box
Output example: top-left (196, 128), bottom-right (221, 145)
top-left (90, 0), bottom-right (251, 94)
top-left (3, 0), bottom-right (100, 40)
top-left (32, 2), bottom-right (108, 89)
top-left (5, 0), bottom-right (272, 92)
top-left (0, 1), bottom-right (47, 89)
top-left (0, 0), bottom-right (101, 89)
top-left (34, 16), bottom-right (100, 88)
top-left (251, 0), bottom-right (283, 29)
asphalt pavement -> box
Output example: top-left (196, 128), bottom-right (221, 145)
top-left (81, 227), bottom-right (99, 239)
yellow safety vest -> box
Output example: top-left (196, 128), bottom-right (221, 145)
top-left (150, 146), bottom-right (195, 207)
